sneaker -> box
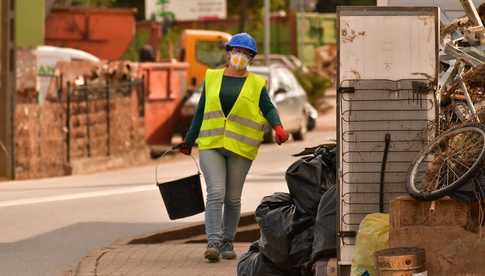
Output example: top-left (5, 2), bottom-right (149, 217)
top-left (220, 240), bottom-right (237, 259)
top-left (204, 241), bottom-right (221, 262)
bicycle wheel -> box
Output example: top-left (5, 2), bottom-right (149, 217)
top-left (407, 123), bottom-right (485, 201)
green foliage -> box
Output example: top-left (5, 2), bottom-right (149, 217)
top-left (156, 0), bottom-right (176, 22)
top-left (121, 30), bottom-right (149, 61)
top-left (158, 27), bottom-right (182, 60)
top-left (121, 26), bottom-right (182, 61)
top-left (226, 0), bottom-right (289, 49)
top-left (293, 68), bottom-right (332, 106)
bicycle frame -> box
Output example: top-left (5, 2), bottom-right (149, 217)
top-left (437, 0), bottom-right (485, 129)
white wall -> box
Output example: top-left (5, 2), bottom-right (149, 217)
top-left (145, 0), bottom-right (227, 21)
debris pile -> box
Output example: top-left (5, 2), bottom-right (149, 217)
top-left (238, 145), bottom-right (337, 276)
top-left (411, 1), bottom-right (485, 203)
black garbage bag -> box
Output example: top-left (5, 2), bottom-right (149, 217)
top-left (286, 147), bottom-right (336, 217)
top-left (238, 242), bottom-right (288, 276)
top-left (255, 192), bottom-right (293, 220)
top-left (288, 225), bottom-right (315, 276)
top-left (257, 203), bottom-right (294, 267)
top-left (256, 193), bottom-right (317, 271)
top-left (311, 185), bottom-right (337, 262)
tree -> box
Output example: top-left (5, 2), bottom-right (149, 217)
top-left (226, 0), bottom-right (288, 48)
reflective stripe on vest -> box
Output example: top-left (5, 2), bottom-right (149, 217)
top-left (197, 68), bottom-right (267, 160)
top-left (227, 114), bottom-right (265, 131)
top-left (199, 128), bottom-right (261, 148)
top-left (225, 130), bottom-right (261, 147)
top-left (199, 128), bottom-right (225, 137)
top-left (203, 111), bottom-right (225, 120)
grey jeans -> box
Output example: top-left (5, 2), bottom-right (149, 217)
top-left (199, 148), bottom-right (252, 243)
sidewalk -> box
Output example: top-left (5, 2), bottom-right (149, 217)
top-left (66, 212), bottom-right (259, 276)
top-left (65, 91), bottom-right (337, 276)
top-left (70, 243), bottom-right (251, 276)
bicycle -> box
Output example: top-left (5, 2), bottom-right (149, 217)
top-left (406, 0), bottom-right (485, 201)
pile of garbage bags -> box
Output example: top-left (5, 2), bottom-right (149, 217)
top-left (238, 145), bottom-right (337, 276)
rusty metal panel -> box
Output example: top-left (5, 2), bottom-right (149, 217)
top-left (45, 8), bottom-right (136, 60)
top-left (336, 7), bottom-right (439, 268)
top-left (339, 13), bottom-right (437, 81)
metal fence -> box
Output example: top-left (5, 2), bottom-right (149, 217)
top-left (57, 76), bottom-right (144, 163)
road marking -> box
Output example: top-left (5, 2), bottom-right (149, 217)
top-left (0, 185), bottom-right (157, 208)
top-left (0, 172), bottom-right (284, 208)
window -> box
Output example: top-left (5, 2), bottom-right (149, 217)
top-left (195, 41), bottom-right (227, 68)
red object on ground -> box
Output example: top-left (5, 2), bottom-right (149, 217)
top-left (45, 8), bottom-right (136, 60)
top-left (138, 62), bottom-right (189, 145)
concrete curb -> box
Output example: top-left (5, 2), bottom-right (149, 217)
top-left (66, 212), bottom-right (257, 276)
top-left (128, 212), bottom-right (256, 245)
top-left (68, 247), bottom-right (115, 276)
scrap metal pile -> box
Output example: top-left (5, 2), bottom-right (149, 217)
top-left (406, 1), bottom-right (485, 202)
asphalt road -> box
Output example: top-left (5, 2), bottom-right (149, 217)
top-left (0, 129), bottom-right (335, 276)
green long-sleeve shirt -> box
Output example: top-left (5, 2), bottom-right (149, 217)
top-left (184, 75), bottom-right (281, 146)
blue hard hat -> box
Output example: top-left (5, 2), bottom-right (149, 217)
top-left (226, 33), bottom-right (257, 55)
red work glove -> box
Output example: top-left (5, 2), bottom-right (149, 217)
top-left (273, 125), bottom-right (289, 145)
top-left (173, 142), bottom-right (192, 155)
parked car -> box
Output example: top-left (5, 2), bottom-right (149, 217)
top-left (252, 54), bottom-right (309, 73)
top-left (179, 64), bottom-right (315, 142)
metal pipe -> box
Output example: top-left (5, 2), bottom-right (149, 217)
top-left (264, 0), bottom-right (270, 66)
top-left (380, 134), bottom-right (391, 213)
top-left (460, 0), bottom-right (483, 27)
top-left (106, 79), bottom-right (111, 156)
top-left (458, 63), bottom-right (480, 123)
top-left (66, 81), bottom-right (71, 163)
top-left (460, 79), bottom-right (480, 123)
top-left (84, 85), bottom-right (91, 157)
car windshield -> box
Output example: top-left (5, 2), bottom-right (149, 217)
top-left (195, 40), bottom-right (226, 68)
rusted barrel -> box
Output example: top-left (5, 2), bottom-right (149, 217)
top-left (375, 247), bottom-right (426, 276)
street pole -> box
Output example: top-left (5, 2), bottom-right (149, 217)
top-left (239, 0), bottom-right (248, 32)
top-left (264, 0), bottom-right (270, 66)
top-left (0, 0), bottom-right (16, 180)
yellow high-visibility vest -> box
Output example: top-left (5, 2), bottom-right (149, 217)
top-left (197, 68), bottom-right (267, 160)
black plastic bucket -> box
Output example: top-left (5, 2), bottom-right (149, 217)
top-left (156, 151), bottom-right (205, 220)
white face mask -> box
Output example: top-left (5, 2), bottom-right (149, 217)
top-left (229, 52), bottom-right (250, 70)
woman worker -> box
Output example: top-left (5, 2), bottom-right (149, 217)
top-left (177, 32), bottom-right (289, 262)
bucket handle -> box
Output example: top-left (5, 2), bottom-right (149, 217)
top-left (155, 147), bottom-right (201, 184)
